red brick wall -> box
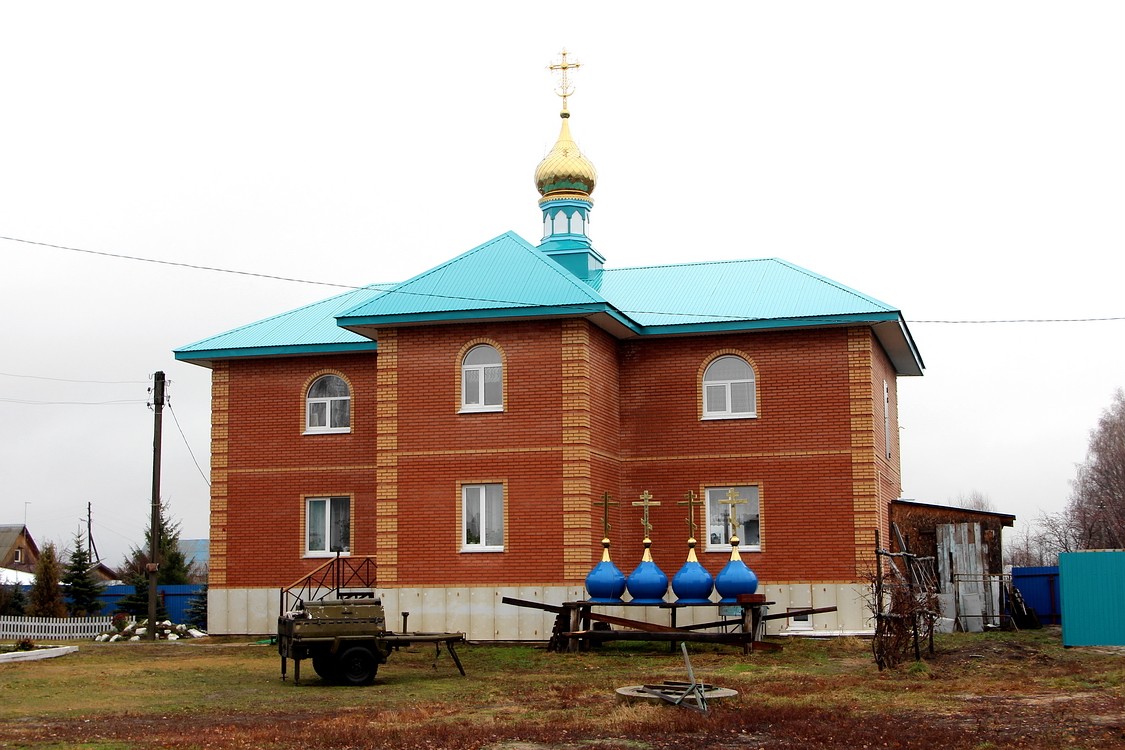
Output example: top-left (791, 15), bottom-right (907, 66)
top-left (616, 328), bottom-right (862, 583)
top-left (219, 353), bottom-right (379, 588)
top-left (392, 321), bottom-right (572, 585)
top-left (210, 320), bottom-right (902, 592)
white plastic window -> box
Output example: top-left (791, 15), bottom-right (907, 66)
top-left (787, 608), bottom-right (813, 631)
top-left (462, 484), bottom-right (504, 551)
top-left (704, 486), bottom-right (761, 551)
top-left (306, 497), bottom-right (350, 556)
top-left (461, 345), bottom-right (503, 412)
top-left (703, 356), bottom-right (756, 419)
top-left (306, 375), bottom-right (351, 433)
top-left (884, 380), bottom-right (892, 460)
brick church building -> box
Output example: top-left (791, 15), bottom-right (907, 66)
top-left (176, 57), bottom-right (923, 637)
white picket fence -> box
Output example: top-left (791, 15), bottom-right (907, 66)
top-left (0, 615), bottom-right (116, 640)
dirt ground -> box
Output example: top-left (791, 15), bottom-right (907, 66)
top-left (1, 632), bottom-right (1122, 749)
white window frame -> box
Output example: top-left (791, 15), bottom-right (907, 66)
top-left (460, 345), bottom-right (503, 413)
top-left (703, 485), bottom-right (761, 552)
top-left (787, 607), bottom-right (814, 631)
top-left (461, 483), bottom-right (504, 552)
top-left (305, 496), bottom-right (351, 557)
top-left (702, 356), bottom-right (756, 420)
top-left (13, 548), bottom-right (22, 563)
top-left (305, 375), bottom-right (351, 434)
top-left (884, 380), bottom-right (892, 460)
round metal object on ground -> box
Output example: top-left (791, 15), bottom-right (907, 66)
top-left (615, 684), bottom-right (739, 704)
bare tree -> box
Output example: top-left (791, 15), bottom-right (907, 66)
top-left (954, 490), bottom-right (996, 512)
top-left (1005, 522), bottom-right (1051, 568)
top-left (1067, 389), bottom-right (1125, 550)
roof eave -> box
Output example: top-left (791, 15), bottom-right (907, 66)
top-left (174, 340), bottom-right (379, 368)
top-left (627, 311), bottom-right (924, 376)
top-left (338, 302), bottom-right (633, 331)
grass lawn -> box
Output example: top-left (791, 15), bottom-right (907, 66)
top-left (1, 627), bottom-right (1121, 749)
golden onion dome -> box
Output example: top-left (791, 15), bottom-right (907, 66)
top-left (535, 110), bottom-right (597, 201)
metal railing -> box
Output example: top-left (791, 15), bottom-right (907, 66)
top-left (279, 554), bottom-right (379, 613)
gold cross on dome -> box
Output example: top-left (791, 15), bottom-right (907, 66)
top-left (632, 490), bottom-right (661, 537)
top-left (719, 487), bottom-right (748, 537)
top-left (548, 48), bottom-right (581, 111)
top-left (593, 492), bottom-right (618, 538)
top-left (678, 490), bottom-right (703, 538)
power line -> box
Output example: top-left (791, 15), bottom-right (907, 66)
top-left (4, 233), bottom-right (1123, 326)
top-left (0, 371), bottom-right (148, 385)
top-left (168, 400), bottom-right (211, 489)
top-left (0, 234), bottom-right (356, 290)
top-left (910, 317), bottom-right (1125, 324)
top-left (0, 398), bottom-right (147, 406)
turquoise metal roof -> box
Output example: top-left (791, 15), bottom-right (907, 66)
top-left (598, 258), bottom-right (898, 329)
top-left (174, 286), bottom-right (384, 365)
top-left (337, 231), bottom-right (619, 329)
top-left (176, 231), bottom-right (923, 375)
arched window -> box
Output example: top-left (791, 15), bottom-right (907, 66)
top-left (306, 375), bottom-right (351, 433)
top-left (461, 345), bottom-right (503, 412)
top-left (702, 356), bottom-right (756, 419)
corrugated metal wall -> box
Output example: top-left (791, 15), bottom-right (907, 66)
top-left (1011, 566), bottom-right (1060, 625)
top-left (1059, 551), bottom-right (1125, 647)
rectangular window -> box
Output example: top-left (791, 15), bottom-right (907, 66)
top-left (13, 548), bottom-right (22, 563)
top-left (787, 607), bottom-right (813, 631)
top-left (730, 381), bottom-right (753, 413)
top-left (704, 485), bottom-right (761, 551)
top-left (704, 384), bottom-right (727, 414)
top-left (462, 483), bottom-right (503, 551)
top-left (463, 369), bottom-right (481, 406)
top-left (883, 380), bottom-right (892, 460)
top-left (306, 496), bottom-right (351, 556)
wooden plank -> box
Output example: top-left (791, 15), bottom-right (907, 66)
top-left (564, 630), bottom-right (751, 644)
top-left (585, 610), bottom-right (689, 633)
top-left (500, 596), bottom-right (566, 615)
top-left (761, 606), bottom-right (838, 621)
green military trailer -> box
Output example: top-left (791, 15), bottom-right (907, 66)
top-left (277, 597), bottom-right (466, 686)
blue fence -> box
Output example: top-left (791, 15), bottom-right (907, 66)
top-left (1011, 566), bottom-right (1060, 626)
top-left (96, 584), bottom-right (204, 624)
top-left (5, 584), bottom-right (204, 624)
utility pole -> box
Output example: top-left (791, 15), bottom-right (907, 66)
top-left (86, 501), bottom-right (103, 568)
top-left (148, 371), bottom-right (165, 640)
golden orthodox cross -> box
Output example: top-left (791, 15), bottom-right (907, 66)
top-left (632, 490), bottom-right (661, 538)
top-left (719, 487), bottom-right (749, 538)
top-left (548, 49), bottom-right (580, 111)
top-left (678, 490), bottom-right (703, 539)
top-left (593, 492), bottom-right (618, 538)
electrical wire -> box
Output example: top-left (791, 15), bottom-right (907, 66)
top-left (0, 371), bottom-right (149, 385)
top-left (909, 317), bottom-right (1125, 324)
top-left (2, 233), bottom-right (1123, 326)
top-left (0, 397), bottom-right (147, 406)
top-left (0, 234), bottom-right (355, 290)
top-left (167, 400), bottom-right (211, 489)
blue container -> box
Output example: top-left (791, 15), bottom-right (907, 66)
top-left (1011, 566), bottom-right (1060, 626)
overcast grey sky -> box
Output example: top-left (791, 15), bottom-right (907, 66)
top-left (2, 2), bottom-right (1123, 568)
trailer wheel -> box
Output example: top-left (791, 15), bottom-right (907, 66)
top-left (312, 653), bottom-right (337, 682)
top-left (336, 646), bottom-right (378, 686)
